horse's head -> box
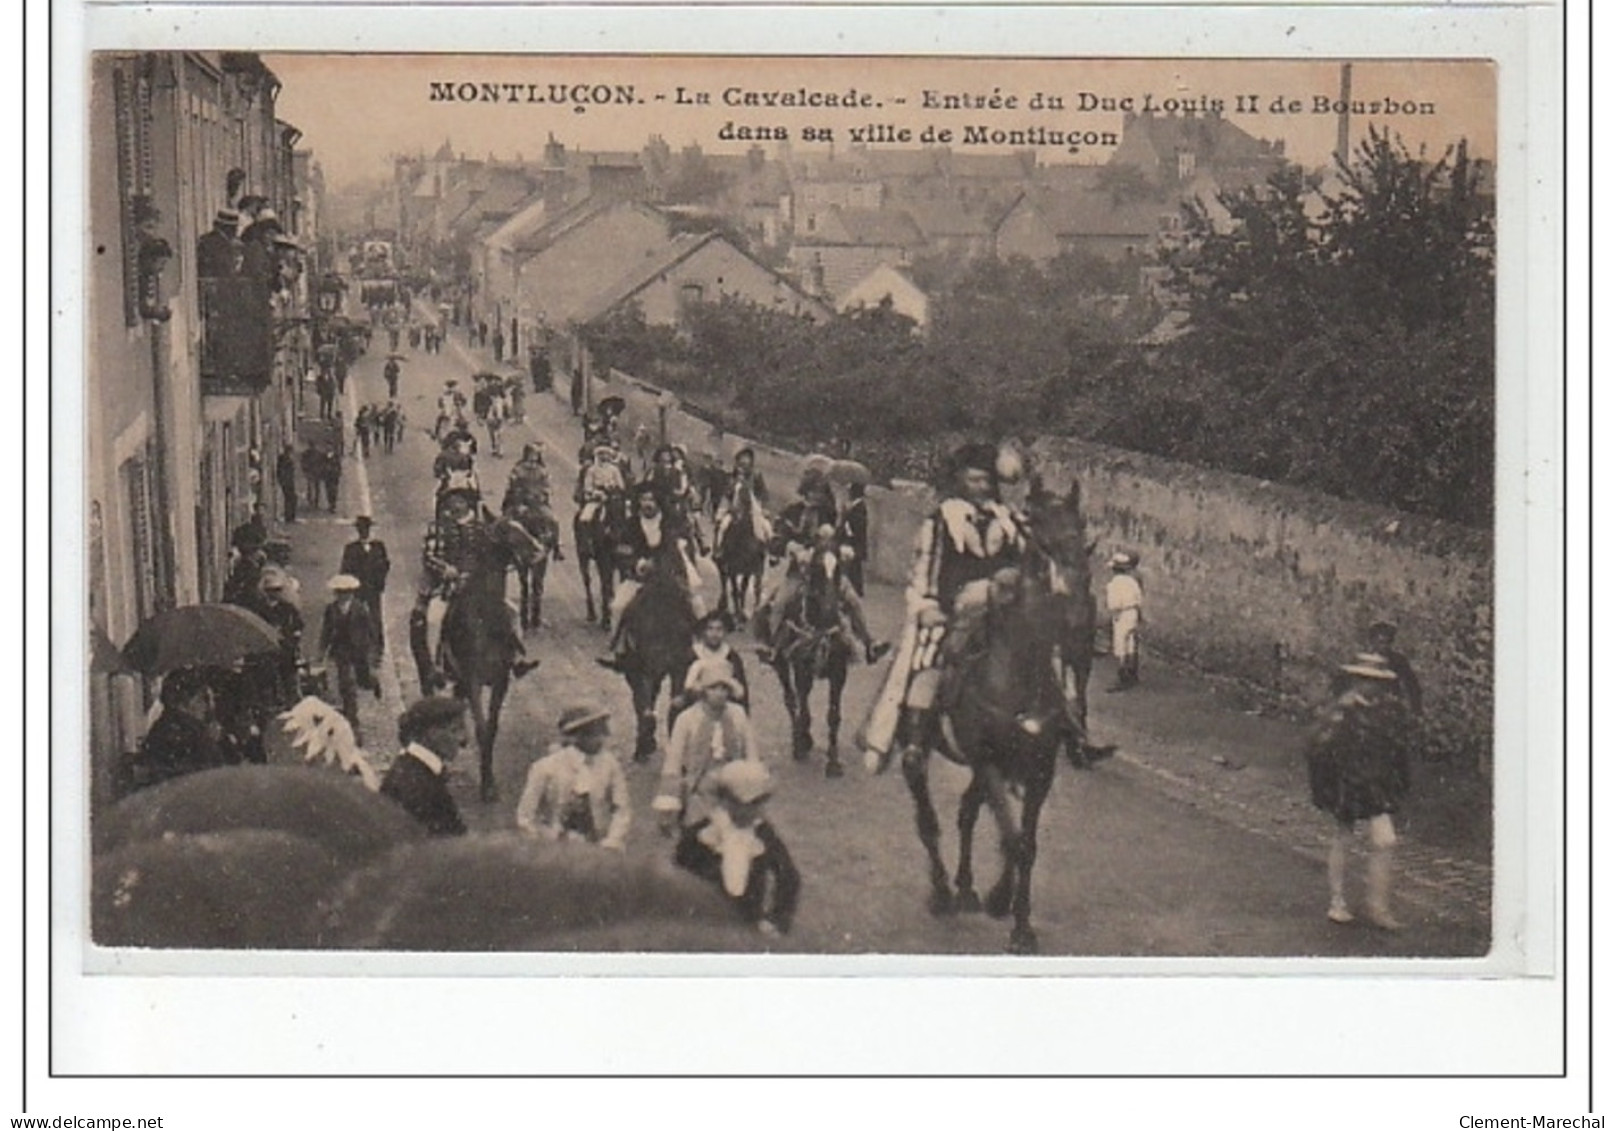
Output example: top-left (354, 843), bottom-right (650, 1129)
top-left (486, 514), bottom-right (543, 572)
top-left (1016, 481), bottom-right (1096, 648)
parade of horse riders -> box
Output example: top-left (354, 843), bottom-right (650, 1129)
top-left (92, 231), bottom-right (1480, 962)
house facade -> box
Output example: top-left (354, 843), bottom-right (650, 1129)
top-left (87, 51), bottom-right (312, 808)
top-left (837, 263), bottom-right (931, 330)
top-left (788, 206), bottom-right (927, 300)
top-left (994, 187), bottom-right (1173, 263)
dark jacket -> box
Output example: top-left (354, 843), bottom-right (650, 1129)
top-left (321, 599), bottom-right (375, 664)
top-left (195, 229), bottom-right (241, 279)
top-left (130, 709), bottom-right (227, 793)
top-left (339, 539), bottom-right (392, 596)
top-left (1305, 690), bottom-right (1414, 822)
top-left (381, 752), bottom-right (466, 836)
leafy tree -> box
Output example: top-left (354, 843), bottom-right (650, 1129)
top-left (1147, 128), bottom-right (1495, 525)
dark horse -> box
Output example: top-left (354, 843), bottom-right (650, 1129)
top-left (616, 556), bottom-right (697, 762)
top-left (504, 500), bottom-right (560, 632)
top-left (901, 482), bottom-right (1103, 954)
top-left (438, 514), bottom-right (543, 802)
top-left (771, 561), bottom-right (855, 778)
top-left (714, 501), bottom-right (770, 620)
top-left (573, 490), bottom-right (633, 630)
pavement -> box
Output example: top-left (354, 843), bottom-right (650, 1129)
top-left (260, 311), bottom-right (1492, 954)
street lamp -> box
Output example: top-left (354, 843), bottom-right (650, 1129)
top-left (136, 235), bottom-right (173, 323)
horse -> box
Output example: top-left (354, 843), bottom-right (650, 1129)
top-left (436, 514), bottom-right (543, 802)
top-left (714, 489), bottom-right (770, 619)
top-left (899, 481), bottom-right (1103, 954)
top-left (503, 499), bottom-right (560, 632)
top-left (573, 489), bottom-right (634, 630)
top-left (770, 558), bottom-right (855, 778)
top-left (615, 557), bottom-right (698, 762)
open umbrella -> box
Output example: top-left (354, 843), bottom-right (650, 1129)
top-left (386, 353), bottom-right (406, 362)
top-left (596, 395), bottom-right (626, 417)
top-left (121, 603), bottom-right (280, 675)
top-left (828, 459), bottom-right (872, 488)
top-left (803, 452), bottom-right (834, 477)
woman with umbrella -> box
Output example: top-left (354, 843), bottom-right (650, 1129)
top-left (117, 602), bottom-right (285, 795)
top-left (120, 666), bottom-right (229, 795)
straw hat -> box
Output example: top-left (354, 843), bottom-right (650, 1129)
top-left (328, 574), bottom-right (362, 592)
top-left (1338, 652), bottom-right (1398, 681)
top-left (557, 704), bottom-right (611, 736)
top-left (689, 658), bottom-right (743, 697)
top-left (713, 759), bottom-right (773, 805)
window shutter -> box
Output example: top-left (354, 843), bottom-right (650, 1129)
top-left (111, 60), bottom-right (155, 326)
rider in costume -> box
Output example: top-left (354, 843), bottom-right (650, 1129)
top-left (713, 448), bottom-right (771, 550)
top-left (574, 443), bottom-right (628, 525)
top-left (755, 522), bottom-right (884, 667)
top-left (417, 491), bottom-right (538, 680)
top-left (862, 442), bottom-right (1024, 773)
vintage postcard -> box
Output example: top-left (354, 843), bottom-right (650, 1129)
top-left (50, 1), bottom-right (1567, 1086)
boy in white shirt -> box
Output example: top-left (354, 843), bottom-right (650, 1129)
top-left (1105, 551), bottom-right (1144, 691)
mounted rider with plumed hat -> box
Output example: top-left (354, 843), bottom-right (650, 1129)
top-left (862, 442), bottom-right (1025, 773)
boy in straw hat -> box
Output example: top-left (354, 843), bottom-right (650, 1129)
top-left (1105, 551), bottom-right (1144, 692)
top-left (673, 759), bottom-right (800, 936)
top-left (515, 704), bottom-right (631, 850)
top-left (1305, 652), bottom-right (1417, 929)
top-left (320, 575), bottom-right (377, 738)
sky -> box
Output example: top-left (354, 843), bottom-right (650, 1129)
top-left (264, 54), bottom-right (1495, 190)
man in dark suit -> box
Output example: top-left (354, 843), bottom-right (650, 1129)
top-left (339, 516), bottom-right (391, 654)
top-left (381, 697), bottom-right (468, 836)
top-left (320, 575), bottom-right (376, 738)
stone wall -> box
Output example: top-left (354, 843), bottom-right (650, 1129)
top-left (578, 369), bottom-right (1494, 763)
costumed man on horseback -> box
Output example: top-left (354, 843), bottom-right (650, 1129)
top-left (754, 461), bottom-right (844, 641)
top-left (757, 522), bottom-right (884, 667)
top-left (503, 442), bottom-right (560, 552)
top-left (649, 445), bottom-right (706, 554)
top-left (416, 490), bottom-right (539, 685)
top-left (434, 379), bottom-right (467, 441)
top-left (574, 443), bottom-right (628, 527)
top-left (863, 442), bottom-right (1025, 774)
top-left (600, 483), bottom-right (706, 670)
top-left (433, 433), bottom-right (479, 502)
top-left (475, 377), bottom-right (510, 457)
top-left (713, 447), bottom-right (771, 550)
top-left (772, 459), bottom-right (840, 552)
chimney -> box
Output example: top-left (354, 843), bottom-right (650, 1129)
top-left (1335, 63), bottom-right (1353, 166)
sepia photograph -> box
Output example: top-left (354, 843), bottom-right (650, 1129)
top-left (74, 49), bottom-right (1504, 966)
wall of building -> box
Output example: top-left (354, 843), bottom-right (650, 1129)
top-left (87, 52), bottom-right (309, 814)
top-left (633, 240), bottom-right (828, 325)
top-left (993, 202), bottom-right (1060, 262)
top-left (787, 243), bottom-right (907, 301)
top-left (516, 205), bottom-right (669, 325)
